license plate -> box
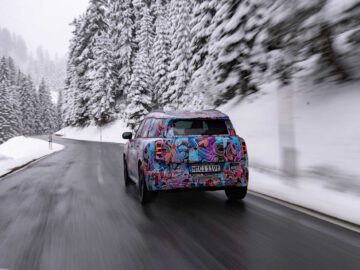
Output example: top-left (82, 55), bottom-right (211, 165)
top-left (191, 164), bottom-right (222, 173)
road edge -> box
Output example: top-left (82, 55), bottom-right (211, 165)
top-left (249, 190), bottom-right (360, 233)
top-left (0, 148), bottom-right (65, 180)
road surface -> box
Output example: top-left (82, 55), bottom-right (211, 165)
top-left (0, 137), bottom-right (359, 270)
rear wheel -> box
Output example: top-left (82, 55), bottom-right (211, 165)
top-left (225, 187), bottom-right (247, 201)
top-left (138, 166), bottom-right (157, 204)
top-left (123, 157), bottom-right (131, 187)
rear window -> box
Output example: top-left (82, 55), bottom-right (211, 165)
top-left (169, 119), bottom-right (229, 136)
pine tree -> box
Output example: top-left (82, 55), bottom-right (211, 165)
top-left (165, 0), bottom-right (192, 110)
top-left (88, 34), bottom-right (117, 125)
top-left (197, 0), bottom-right (268, 106)
top-left (0, 57), bottom-right (10, 86)
top-left (109, 0), bottom-right (135, 111)
top-left (56, 90), bottom-right (63, 130)
top-left (7, 73), bottom-right (22, 135)
top-left (33, 89), bottom-right (43, 135)
top-left (63, 18), bottom-right (83, 127)
top-left (38, 78), bottom-right (55, 132)
top-left (152, 0), bottom-right (171, 109)
top-left (186, 0), bottom-right (217, 109)
top-left (18, 74), bottom-right (36, 135)
top-left (72, 0), bottom-right (109, 126)
top-left (0, 58), bottom-right (22, 135)
top-left (127, 2), bottom-right (153, 129)
top-left (7, 57), bottom-right (18, 86)
top-left (0, 82), bottom-right (18, 143)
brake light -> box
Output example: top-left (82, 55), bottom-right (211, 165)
top-left (242, 142), bottom-right (247, 155)
top-left (155, 141), bottom-right (163, 159)
top-left (229, 129), bottom-right (236, 136)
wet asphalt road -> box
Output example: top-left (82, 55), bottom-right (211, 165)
top-left (0, 137), bottom-right (359, 270)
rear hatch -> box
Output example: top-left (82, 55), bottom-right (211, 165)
top-left (156, 119), bottom-right (244, 164)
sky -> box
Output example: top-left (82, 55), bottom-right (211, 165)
top-left (0, 0), bottom-right (89, 57)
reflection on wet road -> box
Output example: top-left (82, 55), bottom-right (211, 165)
top-left (0, 138), bottom-right (359, 270)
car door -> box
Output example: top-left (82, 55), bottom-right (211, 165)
top-left (127, 120), bottom-right (146, 180)
top-left (128, 119), bottom-right (154, 181)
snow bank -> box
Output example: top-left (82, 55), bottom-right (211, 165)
top-left (250, 170), bottom-right (360, 225)
top-left (219, 80), bottom-right (360, 178)
top-left (57, 119), bottom-right (131, 144)
top-left (0, 136), bottom-right (64, 177)
top-left (219, 79), bottom-right (360, 224)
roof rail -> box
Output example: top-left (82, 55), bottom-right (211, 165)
top-left (202, 109), bottom-right (221, 112)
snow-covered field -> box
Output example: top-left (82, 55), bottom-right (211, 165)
top-left (219, 79), bottom-right (360, 225)
top-left (0, 136), bottom-right (64, 177)
top-left (56, 119), bottom-right (131, 144)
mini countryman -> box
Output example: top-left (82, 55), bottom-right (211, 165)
top-left (122, 110), bottom-right (249, 204)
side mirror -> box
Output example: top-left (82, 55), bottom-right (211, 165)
top-left (122, 132), bottom-right (133, 140)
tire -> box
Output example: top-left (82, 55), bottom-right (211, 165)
top-left (225, 187), bottom-right (247, 201)
top-left (138, 166), bottom-right (157, 204)
top-left (123, 157), bottom-right (131, 187)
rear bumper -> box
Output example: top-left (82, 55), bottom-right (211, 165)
top-left (145, 167), bottom-right (249, 191)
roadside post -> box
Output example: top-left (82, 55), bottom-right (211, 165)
top-left (48, 132), bottom-right (53, 150)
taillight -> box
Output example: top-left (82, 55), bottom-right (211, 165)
top-left (229, 129), bottom-right (236, 136)
top-left (242, 142), bottom-right (247, 155)
top-left (155, 141), bottom-right (163, 159)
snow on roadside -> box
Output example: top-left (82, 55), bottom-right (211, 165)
top-left (0, 136), bottom-right (64, 177)
top-left (249, 169), bottom-right (360, 225)
top-left (56, 119), bottom-right (131, 144)
top-left (219, 80), bottom-right (360, 179)
top-left (219, 80), bottom-right (360, 225)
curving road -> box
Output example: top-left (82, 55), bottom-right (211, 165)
top-left (0, 137), bottom-right (359, 270)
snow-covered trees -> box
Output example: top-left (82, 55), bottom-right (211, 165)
top-left (62, 0), bottom-right (360, 130)
top-left (38, 79), bottom-right (56, 132)
top-left (127, 1), bottom-right (153, 129)
top-left (152, 0), bottom-right (171, 108)
top-left (63, 0), bottom-right (120, 126)
top-left (0, 82), bottom-right (18, 143)
top-left (0, 56), bottom-right (58, 143)
top-left (63, 18), bottom-right (83, 127)
top-left (77, 0), bottom-right (110, 125)
top-left (18, 75), bottom-right (36, 135)
top-left (165, 0), bottom-right (192, 109)
top-left (0, 26), bottom-right (66, 95)
top-left (109, 0), bottom-right (135, 106)
top-left (89, 35), bottom-right (117, 125)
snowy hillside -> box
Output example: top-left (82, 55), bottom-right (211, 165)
top-left (219, 79), bottom-right (360, 224)
top-left (220, 80), bottom-right (360, 180)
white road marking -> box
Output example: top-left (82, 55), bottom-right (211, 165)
top-left (249, 191), bottom-right (360, 234)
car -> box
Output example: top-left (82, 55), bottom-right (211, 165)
top-left (122, 110), bottom-right (249, 204)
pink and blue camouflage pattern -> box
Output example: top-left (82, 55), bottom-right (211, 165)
top-left (125, 110), bottom-right (249, 191)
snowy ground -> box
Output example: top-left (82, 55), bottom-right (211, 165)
top-left (56, 119), bottom-right (131, 144)
top-left (250, 170), bottom-right (360, 225)
top-left (219, 79), bottom-right (360, 225)
top-left (0, 136), bottom-right (64, 177)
